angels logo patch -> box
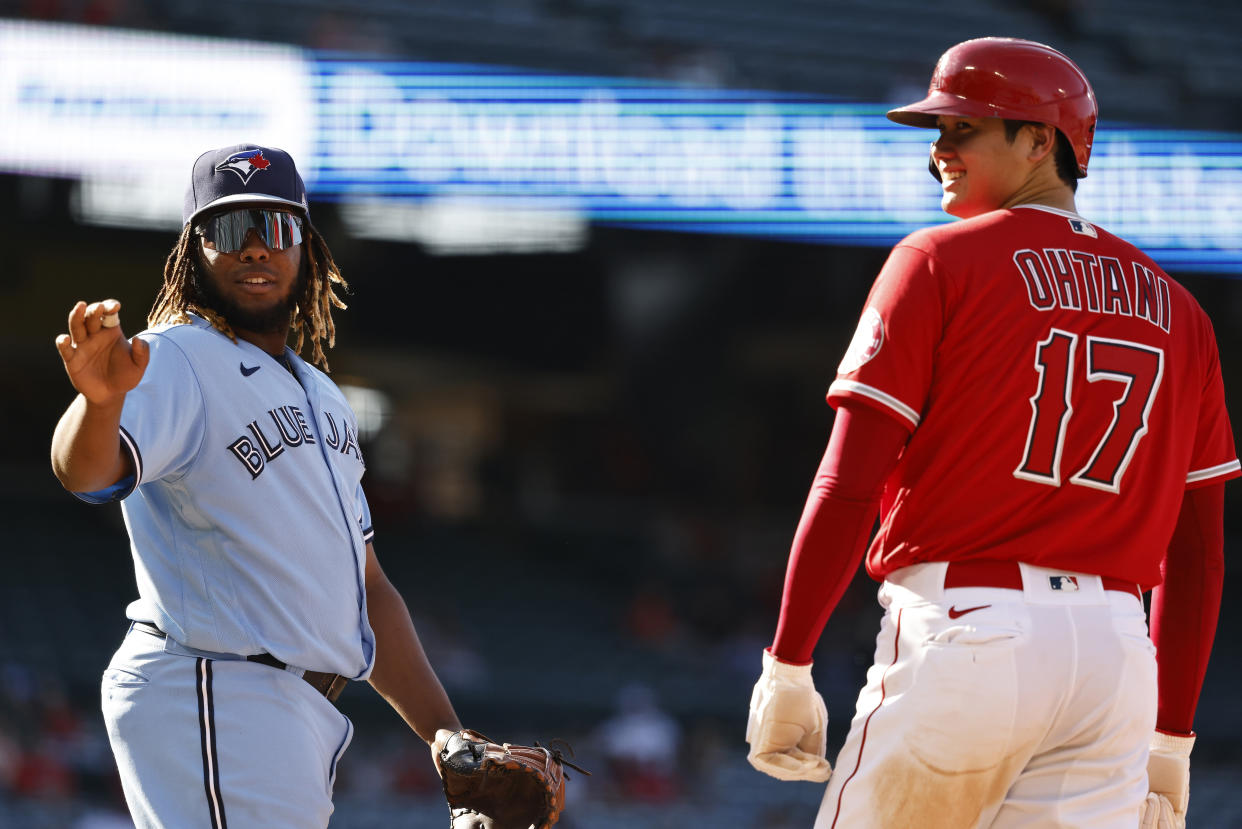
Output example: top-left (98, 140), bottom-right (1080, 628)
top-left (838, 307), bottom-right (885, 374)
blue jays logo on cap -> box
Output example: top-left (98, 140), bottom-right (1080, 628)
top-left (215, 149), bottom-right (272, 185)
top-left (184, 144), bottom-right (308, 226)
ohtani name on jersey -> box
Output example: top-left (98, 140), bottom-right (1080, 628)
top-left (1013, 248), bottom-right (1171, 333)
top-left (227, 406), bottom-right (363, 479)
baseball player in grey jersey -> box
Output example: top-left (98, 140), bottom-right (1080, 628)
top-left (51, 144), bottom-right (463, 828)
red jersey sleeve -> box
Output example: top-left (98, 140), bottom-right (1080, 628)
top-left (769, 404), bottom-right (910, 665)
top-left (827, 242), bottom-right (946, 429)
top-left (1150, 483), bottom-right (1225, 735)
top-left (1185, 320), bottom-right (1240, 488)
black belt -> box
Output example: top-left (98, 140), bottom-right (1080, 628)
top-left (132, 621), bottom-right (347, 703)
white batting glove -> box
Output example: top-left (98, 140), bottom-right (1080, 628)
top-left (1138, 731), bottom-right (1194, 829)
top-left (746, 649), bottom-right (833, 782)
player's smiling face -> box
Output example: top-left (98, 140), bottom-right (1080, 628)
top-left (195, 218), bottom-right (303, 339)
top-left (931, 117), bottom-right (1032, 218)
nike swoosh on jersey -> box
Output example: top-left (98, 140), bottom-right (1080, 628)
top-left (947, 604), bottom-right (991, 619)
top-left (240, 363), bottom-right (261, 376)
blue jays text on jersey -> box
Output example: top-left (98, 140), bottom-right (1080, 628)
top-left (228, 404), bottom-right (363, 479)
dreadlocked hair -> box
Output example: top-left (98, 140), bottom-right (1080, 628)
top-left (148, 219), bottom-right (349, 372)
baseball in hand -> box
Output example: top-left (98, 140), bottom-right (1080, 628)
top-left (101, 312), bottom-right (120, 328)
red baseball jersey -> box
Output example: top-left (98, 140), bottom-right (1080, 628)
top-left (828, 205), bottom-right (1239, 589)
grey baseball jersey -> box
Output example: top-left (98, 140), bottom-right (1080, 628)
top-left (78, 313), bottom-right (376, 677)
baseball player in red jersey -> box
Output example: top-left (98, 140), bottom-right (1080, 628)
top-left (745, 38), bottom-right (1239, 829)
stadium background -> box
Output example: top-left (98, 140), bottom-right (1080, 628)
top-left (1, 1), bottom-right (1240, 826)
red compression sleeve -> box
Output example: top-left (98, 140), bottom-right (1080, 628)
top-left (769, 402), bottom-right (911, 665)
top-left (1150, 482), bottom-right (1225, 736)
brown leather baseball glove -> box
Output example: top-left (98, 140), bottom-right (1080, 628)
top-left (433, 729), bottom-right (588, 829)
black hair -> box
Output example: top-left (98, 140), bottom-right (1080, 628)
top-left (1003, 119), bottom-right (1079, 192)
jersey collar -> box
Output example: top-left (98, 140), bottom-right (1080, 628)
top-left (1012, 203), bottom-right (1088, 222)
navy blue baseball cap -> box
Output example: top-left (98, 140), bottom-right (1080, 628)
top-left (183, 143), bottom-right (309, 226)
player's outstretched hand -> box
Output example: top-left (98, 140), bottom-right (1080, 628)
top-left (746, 649), bottom-right (833, 782)
top-left (55, 299), bottom-right (149, 405)
top-left (1139, 732), bottom-right (1194, 829)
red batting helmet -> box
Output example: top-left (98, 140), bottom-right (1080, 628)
top-left (887, 38), bottom-right (1097, 177)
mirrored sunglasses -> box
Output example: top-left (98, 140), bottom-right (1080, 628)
top-left (197, 209), bottom-right (304, 253)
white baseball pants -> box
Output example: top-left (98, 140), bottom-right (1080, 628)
top-left (816, 562), bottom-right (1156, 829)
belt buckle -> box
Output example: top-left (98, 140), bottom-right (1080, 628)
top-left (325, 675), bottom-right (347, 703)
top-left (303, 669), bottom-right (347, 703)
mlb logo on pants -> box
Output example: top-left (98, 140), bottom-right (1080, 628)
top-left (1049, 575), bottom-right (1080, 591)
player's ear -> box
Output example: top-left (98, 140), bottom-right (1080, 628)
top-left (1027, 124), bottom-right (1058, 165)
